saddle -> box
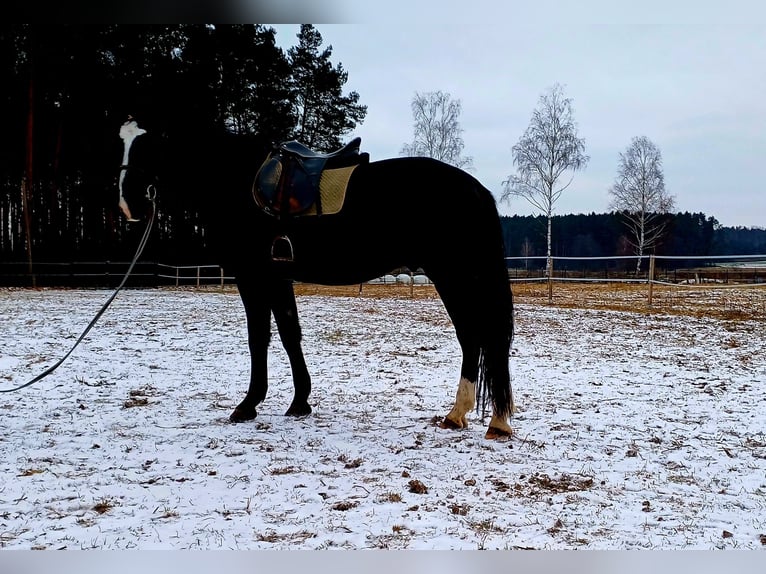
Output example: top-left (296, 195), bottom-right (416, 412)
top-left (253, 137), bottom-right (369, 218)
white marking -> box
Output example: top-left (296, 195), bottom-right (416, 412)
top-left (118, 120), bottom-right (146, 221)
top-left (487, 413), bottom-right (513, 437)
top-left (453, 377), bottom-right (476, 414)
top-left (444, 377), bottom-right (476, 428)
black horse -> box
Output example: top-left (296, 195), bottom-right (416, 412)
top-left (117, 118), bottom-right (515, 439)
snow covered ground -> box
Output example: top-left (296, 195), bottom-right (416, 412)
top-left (1, 286), bottom-right (765, 551)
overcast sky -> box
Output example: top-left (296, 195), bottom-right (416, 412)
top-left (267, 0), bottom-right (766, 228)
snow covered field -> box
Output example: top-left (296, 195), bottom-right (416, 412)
top-left (1, 285), bottom-right (765, 550)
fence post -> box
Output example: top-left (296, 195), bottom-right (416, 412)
top-left (547, 258), bottom-right (554, 304)
top-left (196, 266), bottom-right (201, 288)
top-left (647, 255), bottom-right (656, 307)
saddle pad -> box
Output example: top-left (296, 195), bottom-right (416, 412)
top-left (302, 164), bottom-right (358, 216)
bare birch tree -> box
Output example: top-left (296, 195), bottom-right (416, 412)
top-left (401, 90), bottom-right (473, 170)
top-left (609, 136), bottom-right (675, 275)
top-left (501, 83), bottom-right (588, 276)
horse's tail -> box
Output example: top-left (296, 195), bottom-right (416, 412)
top-left (474, 187), bottom-right (514, 420)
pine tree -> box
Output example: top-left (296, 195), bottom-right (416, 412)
top-left (287, 25), bottom-right (366, 151)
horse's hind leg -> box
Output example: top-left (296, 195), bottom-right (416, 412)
top-left (433, 275), bottom-right (514, 439)
top-left (432, 279), bottom-right (481, 430)
top-left (271, 280), bottom-right (312, 416)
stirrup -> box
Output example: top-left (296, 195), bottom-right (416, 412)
top-left (271, 235), bottom-right (294, 262)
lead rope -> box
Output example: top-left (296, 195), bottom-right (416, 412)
top-left (0, 193), bottom-right (156, 393)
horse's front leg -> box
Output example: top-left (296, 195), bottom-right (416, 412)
top-left (271, 279), bottom-right (312, 416)
top-left (230, 277), bottom-right (272, 422)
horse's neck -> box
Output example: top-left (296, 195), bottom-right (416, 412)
top-left (166, 132), bottom-right (268, 200)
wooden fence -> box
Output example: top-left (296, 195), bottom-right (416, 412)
top-left (506, 254), bottom-right (766, 307)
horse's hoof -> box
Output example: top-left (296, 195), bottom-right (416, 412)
top-left (439, 416), bottom-right (464, 430)
top-left (484, 426), bottom-right (513, 440)
top-left (229, 408), bottom-right (257, 423)
top-left (285, 402), bottom-right (312, 416)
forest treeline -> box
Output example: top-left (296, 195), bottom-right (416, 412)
top-left (1, 25), bottom-right (763, 270)
top-left (501, 212), bottom-right (766, 270)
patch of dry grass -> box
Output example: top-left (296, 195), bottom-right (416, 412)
top-left (289, 282), bottom-right (766, 321)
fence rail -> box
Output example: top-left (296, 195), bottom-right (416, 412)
top-left (2, 254), bottom-right (765, 294)
top-left (505, 254), bottom-right (766, 305)
top-left (2, 256), bottom-right (765, 319)
top-left (0, 261), bottom-right (235, 288)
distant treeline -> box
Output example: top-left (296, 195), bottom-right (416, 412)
top-left (1, 204), bottom-right (763, 267)
top-left (501, 212), bottom-right (766, 269)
